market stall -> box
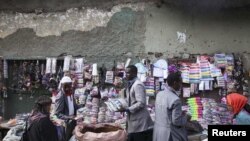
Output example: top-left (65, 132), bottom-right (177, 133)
top-left (1, 53), bottom-right (249, 140)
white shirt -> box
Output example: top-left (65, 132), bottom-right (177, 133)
top-left (67, 96), bottom-right (74, 116)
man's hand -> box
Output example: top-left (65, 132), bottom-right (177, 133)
top-left (117, 107), bottom-right (130, 113)
top-left (65, 115), bottom-right (76, 120)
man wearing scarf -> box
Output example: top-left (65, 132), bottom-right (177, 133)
top-left (26, 96), bottom-right (58, 141)
top-left (123, 65), bottom-right (154, 141)
top-left (55, 76), bottom-right (77, 141)
top-left (226, 93), bottom-right (250, 124)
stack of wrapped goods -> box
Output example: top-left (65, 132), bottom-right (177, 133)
top-left (216, 103), bottom-right (233, 125)
top-left (225, 54), bottom-right (234, 76)
top-left (189, 63), bottom-right (201, 84)
top-left (90, 98), bottom-right (100, 124)
top-left (115, 117), bottom-right (127, 129)
top-left (199, 59), bottom-right (212, 80)
top-left (98, 107), bottom-right (106, 123)
top-left (0, 57), bottom-right (3, 89)
top-left (180, 64), bottom-right (190, 84)
top-left (217, 76), bottom-right (226, 88)
top-left (200, 98), bottom-right (233, 129)
top-left (105, 110), bottom-right (114, 123)
top-left (200, 98), bottom-right (217, 129)
top-left (144, 77), bottom-right (155, 96)
top-left (214, 54), bottom-right (227, 68)
top-left (83, 99), bottom-right (92, 124)
top-left (187, 97), bottom-right (203, 121)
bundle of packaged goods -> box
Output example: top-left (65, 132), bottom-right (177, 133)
top-left (105, 98), bottom-right (128, 112)
top-left (187, 97), bottom-right (203, 121)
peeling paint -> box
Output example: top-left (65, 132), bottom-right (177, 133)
top-left (0, 3), bottom-right (146, 38)
top-left (177, 31), bottom-right (186, 43)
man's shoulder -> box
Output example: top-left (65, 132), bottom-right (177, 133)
top-left (161, 89), bottom-right (179, 100)
top-left (134, 79), bottom-right (144, 86)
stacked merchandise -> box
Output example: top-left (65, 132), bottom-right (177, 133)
top-left (75, 88), bottom-right (87, 105)
top-left (180, 64), bottom-right (190, 84)
top-left (72, 59), bottom-right (86, 105)
top-left (115, 117), bottom-right (127, 129)
top-left (144, 77), bottom-right (155, 96)
top-left (189, 63), bottom-right (201, 84)
top-left (234, 56), bottom-right (249, 95)
top-left (83, 96), bottom-right (93, 124)
top-left (105, 110), bottom-right (115, 123)
top-left (90, 98), bottom-right (100, 124)
top-left (98, 107), bottom-right (106, 123)
top-left (200, 98), bottom-right (233, 129)
top-left (210, 64), bottom-right (222, 78)
top-left (74, 73), bottom-right (84, 88)
top-left (214, 54), bottom-right (227, 68)
top-left (3, 60), bottom-right (8, 79)
top-left (216, 103), bottom-right (234, 125)
top-left (105, 71), bottom-right (114, 84)
top-left (187, 97), bottom-right (203, 121)
top-left (200, 98), bottom-right (217, 129)
top-left (183, 87), bottom-right (191, 98)
top-left (0, 57), bottom-right (3, 84)
top-left (216, 76), bottom-right (226, 88)
top-left (105, 98), bottom-right (128, 112)
top-left (80, 96), bottom-right (126, 125)
top-left (199, 58), bottom-right (212, 80)
top-left (225, 54), bottom-right (234, 76)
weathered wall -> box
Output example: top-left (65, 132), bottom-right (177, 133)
top-left (1, 2), bottom-right (250, 65)
top-left (144, 4), bottom-right (250, 58)
top-left (0, 0), bottom-right (153, 12)
top-left (0, 3), bottom-right (147, 66)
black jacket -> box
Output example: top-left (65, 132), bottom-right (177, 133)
top-left (55, 90), bottom-right (78, 119)
top-left (27, 115), bottom-right (58, 141)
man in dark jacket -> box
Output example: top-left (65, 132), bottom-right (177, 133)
top-left (27, 96), bottom-right (58, 141)
top-left (55, 76), bottom-right (77, 141)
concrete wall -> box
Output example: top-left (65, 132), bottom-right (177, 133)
top-left (0, 3), bottom-right (147, 66)
top-left (0, 2), bottom-right (250, 66)
top-left (144, 4), bottom-right (250, 58)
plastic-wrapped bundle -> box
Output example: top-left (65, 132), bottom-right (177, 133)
top-left (105, 71), bottom-right (114, 84)
top-left (100, 89), bottom-right (109, 99)
top-left (214, 54), bottom-right (227, 68)
top-left (83, 106), bottom-right (92, 124)
top-left (91, 98), bottom-right (100, 118)
top-left (187, 97), bottom-right (203, 120)
top-left (115, 117), bottom-right (127, 129)
top-left (144, 77), bottom-right (155, 96)
top-left (3, 59), bottom-right (8, 78)
top-left (189, 63), bottom-right (201, 84)
top-left (199, 59), bottom-right (212, 80)
top-left (105, 110), bottom-right (115, 123)
top-left (105, 98), bottom-right (128, 112)
top-left (180, 64), bottom-right (190, 83)
top-left (90, 86), bottom-right (99, 97)
top-left (98, 107), bottom-right (106, 123)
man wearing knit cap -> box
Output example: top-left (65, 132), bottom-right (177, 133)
top-left (55, 76), bottom-right (77, 141)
